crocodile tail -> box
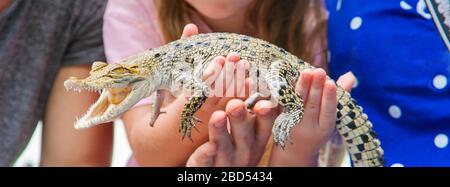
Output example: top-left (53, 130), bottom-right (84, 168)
top-left (335, 87), bottom-right (385, 167)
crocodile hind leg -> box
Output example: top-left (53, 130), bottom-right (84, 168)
top-left (181, 93), bottom-right (208, 141)
top-left (265, 60), bottom-right (304, 148)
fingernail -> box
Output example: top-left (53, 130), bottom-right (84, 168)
top-left (214, 118), bottom-right (226, 128)
top-left (230, 106), bottom-right (244, 117)
top-left (345, 71), bottom-right (355, 77)
top-left (227, 52), bottom-right (240, 62)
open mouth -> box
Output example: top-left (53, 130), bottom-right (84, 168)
top-left (75, 86), bottom-right (134, 129)
top-left (64, 79), bottom-right (145, 129)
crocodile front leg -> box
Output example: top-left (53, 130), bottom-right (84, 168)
top-left (148, 90), bottom-right (166, 127)
top-left (266, 60), bottom-right (304, 148)
top-left (180, 82), bottom-right (209, 141)
top-left (173, 69), bottom-right (210, 141)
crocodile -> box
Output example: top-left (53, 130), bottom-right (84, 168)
top-left (64, 32), bottom-right (385, 167)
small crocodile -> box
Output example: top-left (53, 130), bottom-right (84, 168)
top-left (64, 32), bottom-right (385, 167)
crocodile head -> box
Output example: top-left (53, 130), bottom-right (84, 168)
top-left (64, 60), bottom-right (151, 129)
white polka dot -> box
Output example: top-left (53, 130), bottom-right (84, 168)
top-left (433, 74), bottom-right (447, 89)
top-left (388, 105), bottom-right (402, 119)
top-left (400, 1), bottom-right (412, 10)
top-left (416, 0), bottom-right (432, 19)
top-left (391, 163), bottom-right (404, 167)
top-left (434, 134), bottom-right (448, 149)
top-left (336, 0), bottom-right (342, 11)
top-left (350, 17), bottom-right (363, 30)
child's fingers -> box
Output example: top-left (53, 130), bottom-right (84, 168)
top-left (296, 69), bottom-right (313, 101)
top-left (226, 52), bottom-right (240, 62)
top-left (253, 100), bottom-right (277, 148)
top-left (336, 71), bottom-right (356, 93)
top-left (212, 61), bottom-right (232, 97)
top-left (208, 111), bottom-right (234, 166)
top-left (318, 80), bottom-right (337, 132)
top-left (186, 142), bottom-right (217, 167)
top-left (223, 53), bottom-right (241, 97)
top-left (204, 53), bottom-right (241, 105)
top-left (214, 54), bottom-right (238, 97)
top-left (225, 99), bottom-right (255, 165)
top-left (303, 68), bottom-right (327, 122)
top-left (180, 23), bottom-right (199, 39)
top-left (243, 78), bottom-right (253, 99)
top-left (235, 60), bottom-right (248, 98)
top-left (224, 52), bottom-right (240, 97)
top-left (203, 57), bottom-right (225, 106)
top-left (203, 56), bottom-right (225, 82)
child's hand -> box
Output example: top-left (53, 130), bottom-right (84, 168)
top-left (268, 69), bottom-right (356, 166)
top-left (177, 24), bottom-right (250, 120)
top-left (186, 99), bottom-right (278, 167)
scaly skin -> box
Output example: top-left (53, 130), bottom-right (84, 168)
top-left (64, 32), bottom-right (385, 167)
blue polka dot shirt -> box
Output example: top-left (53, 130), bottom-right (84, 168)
top-left (325, 0), bottom-right (450, 166)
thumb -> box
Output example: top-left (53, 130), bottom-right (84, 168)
top-left (181, 23), bottom-right (199, 39)
top-left (186, 142), bottom-right (217, 167)
top-left (336, 71), bottom-right (356, 92)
